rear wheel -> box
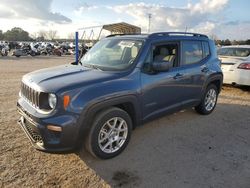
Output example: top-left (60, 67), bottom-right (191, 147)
top-left (195, 84), bottom-right (218, 115)
top-left (86, 107), bottom-right (132, 159)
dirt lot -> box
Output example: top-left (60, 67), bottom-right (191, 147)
top-left (0, 56), bottom-right (250, 188)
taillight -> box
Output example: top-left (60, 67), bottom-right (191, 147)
top-left (238, 63), bottom-right (250, 70)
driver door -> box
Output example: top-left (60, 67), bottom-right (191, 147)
top-left (141, 41), bottom-right (187, 121)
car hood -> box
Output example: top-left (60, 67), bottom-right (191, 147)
top-left (22, 64), bottom-right (121, 93)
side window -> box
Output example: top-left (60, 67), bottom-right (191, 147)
top-left (143, 43), bottom-right (178, 73)
top-left (153, 44), bottom-right (178, 68)
top-left (203, 41), bottom-right (210, 58)
top-left (182, 41), bottom-right (203, 65)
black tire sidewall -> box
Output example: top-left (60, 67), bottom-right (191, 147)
top-left (87, 108), bottom-right (132, 159)
top-left (196, 84), bottom-right (218, 115)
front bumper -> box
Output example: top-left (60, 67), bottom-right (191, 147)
top-left (17, 100), bottom-right (80, 152)
top-left (17, 115), bottom-right (45, 150)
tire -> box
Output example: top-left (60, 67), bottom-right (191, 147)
top-left (15, 55), bottom-right (21, 58)
top-left (195, 84), bottom-right (218, 115)
top-left (86, 107), bottom-right (132, 159)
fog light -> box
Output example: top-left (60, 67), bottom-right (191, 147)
top-left (47, 125), bottom-right (62, 132)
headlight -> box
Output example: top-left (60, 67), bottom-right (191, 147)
top-left (48, 93), bottom-right (57, 109)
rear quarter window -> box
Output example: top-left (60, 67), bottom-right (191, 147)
top-left (182, 41), bottom-right (203, 65)
top-left (202, 41), bottom-right (210, 58)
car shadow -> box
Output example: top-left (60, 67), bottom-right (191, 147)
top-left (75, 102), bottom-right (250, 188)
top-left (235, 85), bottom-right (250, 92)
top-left (223, 84), bottom-right (250, 92)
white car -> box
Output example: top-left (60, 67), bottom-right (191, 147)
top-left (218, 45), bottom-right (250, 86)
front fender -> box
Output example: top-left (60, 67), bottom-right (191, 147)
top-left (75, 94), bottom-right (141, 146)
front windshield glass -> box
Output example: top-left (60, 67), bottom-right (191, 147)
top-left (81, 38), bottom-right (143, 71)
top-left (218, 47), bottom-right (250, 57)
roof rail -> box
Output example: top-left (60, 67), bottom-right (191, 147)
top-left (148, 32), bottom-right (208, 38)
top-left (106, 33), bottom-right (128, 38)
top-left (105, 33), bottom-right (143, 38)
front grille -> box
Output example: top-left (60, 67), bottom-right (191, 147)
top-left (24, 120), bottom-right (43, 143)
top-left (21, 82), bottom-right (40, 108)
top-left (17, 103), bottom-right (35, 124)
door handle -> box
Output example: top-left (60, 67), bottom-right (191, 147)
top-left (173, 73), bottom-right (184, 79)
top-left (201, 67), bottom-right (209, 73)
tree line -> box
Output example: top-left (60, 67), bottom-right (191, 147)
top-left (0, 28), bottom-right (32, 41)
top-left (0, 27), bottom-right (59, 42)
top-left (215, 39), bottom-right (250, 46)
top-left (1, 27), bottom-right (250, 45)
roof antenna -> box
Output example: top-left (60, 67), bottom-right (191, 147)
top-left (148, 13), bottom-right (152, 34)
top-left (185, 26), bottom-right (188, 34)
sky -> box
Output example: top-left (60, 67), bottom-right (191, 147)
top-left (0, 0), bottom-right (249, 40)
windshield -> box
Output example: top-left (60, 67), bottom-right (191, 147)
top-left (218, 47), bottom-right (250, 57)
top-left (81, 38), bottom-right (143, 71)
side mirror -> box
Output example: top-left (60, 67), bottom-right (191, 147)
top-left (152, 61), bottom-right (171, 72)
top-left (71, 61), bottom-right (77, 65)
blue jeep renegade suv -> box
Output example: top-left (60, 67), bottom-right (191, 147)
top-left (17, 32), bottom-right (223, 159)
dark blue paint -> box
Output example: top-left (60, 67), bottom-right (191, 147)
top-left (17, 33), bottom-right (223, 152)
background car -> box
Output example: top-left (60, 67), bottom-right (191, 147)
top-left (218, 45), bottom-right (250, 86)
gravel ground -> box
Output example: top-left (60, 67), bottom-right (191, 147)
top-left (0, 56), bottom-right (250, 188)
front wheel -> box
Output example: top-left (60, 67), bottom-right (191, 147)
top-left (86, 107), bottom-right (132, 159)
top-left (195, 84), bottom-right (218, 115)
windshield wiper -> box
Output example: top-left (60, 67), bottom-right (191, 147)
top-left (91, 64), bottom-right (103, 71)
top-left (83, 64), bottom-right (103, 71)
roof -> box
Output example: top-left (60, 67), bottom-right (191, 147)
top-left (102, 22), bottom-right (141, 34)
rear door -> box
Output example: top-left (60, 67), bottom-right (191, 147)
top-left (179, 40), bottom-right (210, 105)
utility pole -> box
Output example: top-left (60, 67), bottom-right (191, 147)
top-left (148, 13), bottom-right (152, 33)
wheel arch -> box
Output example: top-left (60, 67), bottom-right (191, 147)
top-left (75, 95), bottom-right (141, 147)
top-left (203, 73), bottom-right (223, 93)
